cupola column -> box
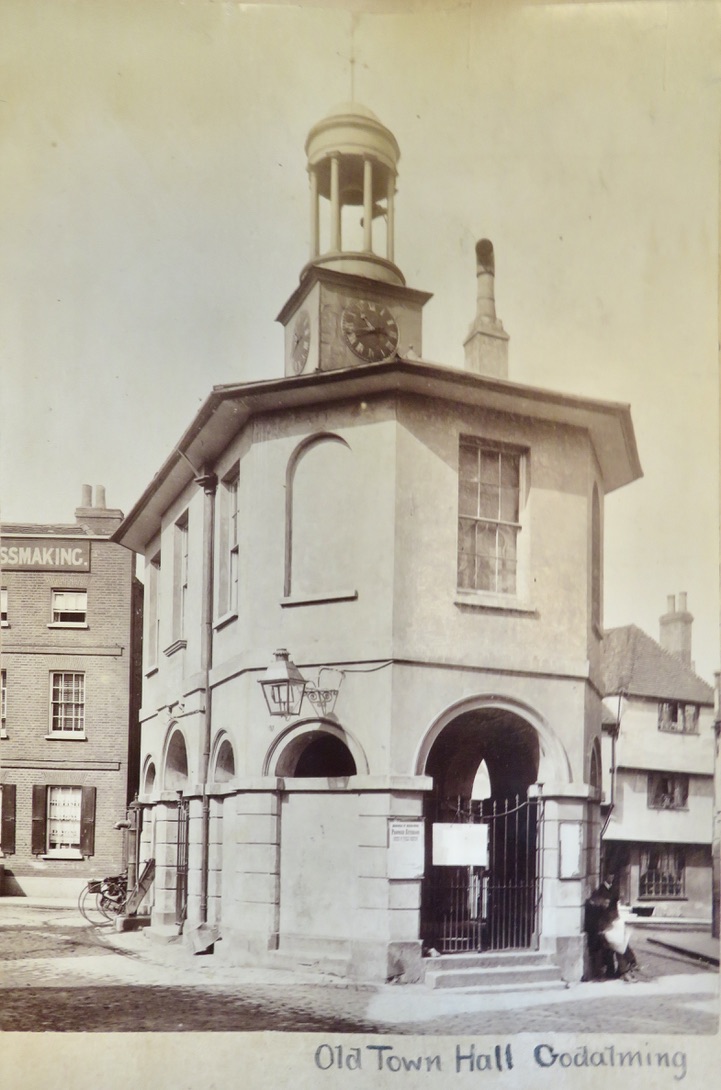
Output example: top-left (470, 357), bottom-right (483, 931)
top-left (309, 166), bottom-right (319, 259)
top-left (363, 157), bottom-right (373, 252)
top-left (330, 154), bottom-right (341, 252)
top-left (386, 173), bottom-right (395, 263)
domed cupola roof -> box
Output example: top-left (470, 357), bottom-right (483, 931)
top-left (303, 102), bottom-right (403, 286)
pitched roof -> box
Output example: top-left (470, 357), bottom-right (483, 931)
top-left (0, 522), bottom-right (90, 536)
top-left (602, 624), bottom-right (713, 705)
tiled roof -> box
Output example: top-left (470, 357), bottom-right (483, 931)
top-left (602, 624), bottom-right (714, 705)
top-left (0, 523), bottom-right (89, 536)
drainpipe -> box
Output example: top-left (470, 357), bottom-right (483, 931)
top-left (195, 469), bottom-right (217, 924)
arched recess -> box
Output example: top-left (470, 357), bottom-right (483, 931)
top-left (415, 694), bottom-right (573, 788)
top-left (211, 733), bottom-right (236, 783)
top-left (162, 725), bottom-right (190, 791)
top-left (285, 432), bottom-right (353, 597)
top-left (141, 757), bottom-right (157, 796)
top-left (589, 737), bottom-right (602, 793)
top-left (264, 718), bottom-right (369, 778)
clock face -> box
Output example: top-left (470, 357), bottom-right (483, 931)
top-left (291, 310), bottom-right (311, 373)
top-left (341, 300), bottom-right (399, 363)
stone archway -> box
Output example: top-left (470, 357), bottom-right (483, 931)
top-left (162, 727), bottom-right (189, 792)
top-left (417, 697), bottom-right (567, 955)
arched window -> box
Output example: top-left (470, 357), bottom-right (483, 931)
top-left (163, 728), bottom-right (189, 791)
top-left (285, 434), bottom-right (354, 598)
top-left (212, 736), bottom-right (236, 783)
top-left (591, 484), bottom-right (602, 630)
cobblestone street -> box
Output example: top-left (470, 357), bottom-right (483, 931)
top-left (0, 900), bottom-right (717, 1034)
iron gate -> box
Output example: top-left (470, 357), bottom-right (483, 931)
top-left (422, 794), bottom-right (544, 953)
top-left (175, 794), bottom-right (189, 928)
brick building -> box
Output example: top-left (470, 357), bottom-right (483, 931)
top-left (0, 486), bottom-right (142, 899)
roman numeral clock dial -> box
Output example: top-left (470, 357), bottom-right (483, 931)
top-left (341, 301), bottom-right (399, 363)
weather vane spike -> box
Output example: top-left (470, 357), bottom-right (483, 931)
top-left (349, 12), bottom-right (358, 101)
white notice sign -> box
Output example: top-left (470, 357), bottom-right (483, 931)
top-left (432, 823), bottom-right (489, 867)
top-left (387, 819), bottom-right (425, 879)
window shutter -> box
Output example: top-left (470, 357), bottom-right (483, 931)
top-left (1, 784), bottom-right (16, 854)
top-left (31, 785), bottom-right (46, 855)
top-left (80, 786), bottom-right (96, 857)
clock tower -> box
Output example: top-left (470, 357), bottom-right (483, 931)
top-left (277, 103), bottom-right (432, 375)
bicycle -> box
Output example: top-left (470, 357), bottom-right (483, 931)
top-left (78, 872), bottom-right (128, 925)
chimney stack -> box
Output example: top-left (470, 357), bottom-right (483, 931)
top-left (75, 483), bottom-right (123, 536)
top-left (659, 592), bottom-right (694, 669)
top-left (463, 239), bottom-right (509, 379)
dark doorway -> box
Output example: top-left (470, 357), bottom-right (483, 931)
top-left (421, 708), bottom-right (543, 953)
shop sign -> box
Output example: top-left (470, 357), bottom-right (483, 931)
top-left (432, 822), bottom-right (489, 867)
top-left (0, 538), bottom-right (91, 572)
top-left (388, 819), bottom-right (425, 879)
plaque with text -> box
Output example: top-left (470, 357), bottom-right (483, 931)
top-left (387, 819), bottom-right (425, 879)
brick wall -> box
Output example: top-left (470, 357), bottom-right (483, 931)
top-left (0, 533), bottom-right (142, 886)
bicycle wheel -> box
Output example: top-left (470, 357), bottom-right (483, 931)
top-left (78, 884), bottom-right (108, 926)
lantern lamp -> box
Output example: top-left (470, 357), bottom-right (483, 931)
top-left (258, 648), bottom-right (308, 718)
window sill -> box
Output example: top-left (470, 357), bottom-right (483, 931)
top-left (637, 896), bottom-right (687, 902)
top-left (0, 621), bottom-right (9, 628)
top-left (0, 729), bottom-right (7, 740)
top-left (454, 590), bottom-right (537, 615)
top-left (42, 851), bottom-right (84, 861)
top-left (163, 638), bottom-right (187, 658)
top-left (47, 622), bottom-right (89, 629)
top-left (45, 733), bottom-right (87, 741)
top-left (281, 590), bottom-right (358, 608)
top-left (214, 610), bottom-right (238, 631)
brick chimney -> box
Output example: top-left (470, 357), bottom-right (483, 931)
top-left (659, 592), bottom-right (694, 669)
top-left (463, 239), bottom-right (509, 378)
top-left (75, 484), bottom-right (124, 536)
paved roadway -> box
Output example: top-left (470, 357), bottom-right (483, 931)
top-left (0, 900), bottom-right (717, 1034)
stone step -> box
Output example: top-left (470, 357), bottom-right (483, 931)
top-left (426, 950), bottom-right (550, 972)
top-left (423, 949), bottom-right (564, 991)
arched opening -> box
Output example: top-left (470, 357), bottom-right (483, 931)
top-left (212, 736), bottom-right (236, 783)
top-left (142, 759), bottom-right (157, 795)
top-left (276, 728), bottom-right (357, 778)
top-left (163, 728), bottom-right (189, 791)
top-left (589, 738), bottom-right (601, 792)
top-left (421, 706), bottom-right (542, 954)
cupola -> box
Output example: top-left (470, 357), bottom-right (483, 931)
top-left (303, 102), bottom-right (403, 287)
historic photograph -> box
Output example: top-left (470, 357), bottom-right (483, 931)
top-left (0, 0), bottom-right (719, 1084)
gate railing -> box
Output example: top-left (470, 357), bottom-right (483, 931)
top-left (422, 794), bottom-right (544, 954)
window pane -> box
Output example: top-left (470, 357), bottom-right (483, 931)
top-left (458, 478), bottom-right (478, 518)
top-left (500, 485), bottom-right (519, 522)
top-left (500, 453), bottom-right (520, 487)
top-left (459, 444), bottom-right (479, 481)
top-left (47, 786), bottom-right (82, 851)
top-left (479, 450), bottom-right (499, 484)
top-left (478, 483), bottom-right (499, 520)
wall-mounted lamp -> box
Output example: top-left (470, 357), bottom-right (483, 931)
top-left (258, 649), bottom-right (342, 719)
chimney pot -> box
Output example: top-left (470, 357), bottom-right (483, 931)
top-left (94, 485), bottom-right (107, 509)
top-left (81, 484), bottom-right (92, 507)
top-left (660, 593), bottom-right (693, 667)
top-left (463, 237), bottom-right (509, 379)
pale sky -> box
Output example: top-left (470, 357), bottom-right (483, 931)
top-left (1, 0), bottom-right (719, 681)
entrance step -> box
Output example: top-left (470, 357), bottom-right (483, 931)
top-left (424, 950), bottom-right (563, 991)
